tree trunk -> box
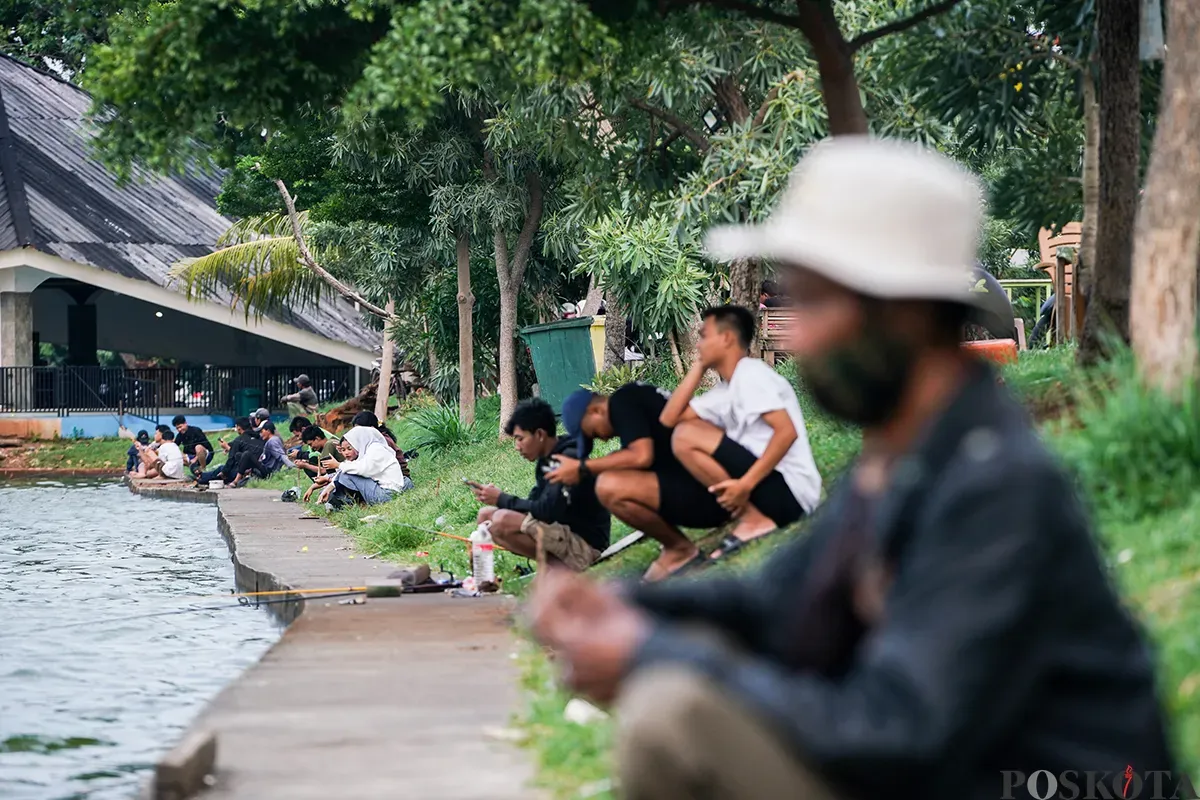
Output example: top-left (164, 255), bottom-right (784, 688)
top-left (456, 227), bottom-right (476, 425)
top-left (793, 2), bottom-right (868, 135)
top-left (374, 296), bottom-right (395, 420)
top-left (729, 258), bottom-right (760, 311)
top-left (581, 274), bottom-right (604, 316)
top-left (603, 290), bottom-right (625, 370)
top-left (488, 167), bottom-right (544, 437)
top-left (495, 243), bottom-right (520, 434)
top-left (1077, 64), bottom-right (1100, 338)
top-left (1130, 0), bottom-right (1200, 395)
top-left (1079, 0), bottom-right (1141, 365)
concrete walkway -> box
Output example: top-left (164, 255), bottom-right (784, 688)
top-left (131, 481), bottom-right (538, 800)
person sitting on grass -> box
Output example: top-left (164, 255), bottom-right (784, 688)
top-left (659, 305), bottom-right (821, 561)
top-left (528, 137), bottom-right (1175, 800)
top-left (282, 373), bottom-right (319, 418)
top-left (303, 425), bottom-right (408, 509)
top-left (125, 429), bottom-right (150, 474)
top-left (294, 425), bottom-right (343, 481)
top-left (469, 399), bottom-right (611, 572)
top-left (350, 410), bottom-right (415, 488)
top-left (172, 414), bottom-right (213, 477)
top-left (132, 425), bottom-right (185, 480)
top-left (230, 421), bottom-right (295, 487)
top-left (197, 417), bottom-right (262, 487)
top-left (547, 383), bottom-right (730, 582)
top-left (252, 408), bottom-right (271, 433)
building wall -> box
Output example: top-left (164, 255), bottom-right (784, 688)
top-left (31, 286), bottom-right (350, 367)
top-left (0, 411), bottom-right (240, 439)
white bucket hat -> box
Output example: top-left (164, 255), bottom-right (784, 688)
top-left (706, 136), bottom-right (984, 304)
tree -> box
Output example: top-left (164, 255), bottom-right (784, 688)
top-left (1078, 0), bottom-right (1141, 364)
top-left (1130, 0), bottom-right (1200, 394)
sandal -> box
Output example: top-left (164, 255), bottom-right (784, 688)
top-left (708, 530), bottom-right (781, 562)
top-left (643, 550), bottom-right (709, 582)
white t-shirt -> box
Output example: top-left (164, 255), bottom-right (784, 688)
top-left (689, 357), bottom-right (822, 512)
top-left (156, 441), bottom-right (185, 480)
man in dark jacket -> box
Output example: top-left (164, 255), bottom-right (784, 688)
top-left (528, 137), bottom-right (1175, 800)
top-left (197, 417), bottom-right (263, 487)
top-left (470, 398), bottom-right (610, 571)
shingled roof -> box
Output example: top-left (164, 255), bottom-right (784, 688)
top-left (0, 54), bottom-right (378, 354)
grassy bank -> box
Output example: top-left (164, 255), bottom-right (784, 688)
top-left (265, 348), bottom-right (1195, 796)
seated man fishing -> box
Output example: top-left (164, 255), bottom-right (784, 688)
top-left (659, 305), bottom-right (821, 561)
top-left (196, 416), bottom-right (263, 487)
top-left (125, 429), bottom-right (150, 474)
top-left (469, 398), bottom-right (610, 571)
top-left (172, 414), bottom-right (213, 477)
top-left (294, 425), bottom-right (343, 481)
top-left (131, 425), bottom-right (185, 480)
top-left (230, 421), bottom-right (294, 487)
top-left (528, 137), bottom-right (1175, 800)
top-left (547, 383), bottom-right (728, 581)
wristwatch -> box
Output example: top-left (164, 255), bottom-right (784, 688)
top-left (578, 459), bottom-right (592, 481)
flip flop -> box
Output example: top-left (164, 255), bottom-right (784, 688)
top-left (643, 550), bottom-right (709, 582)
top-left (708, 530), bottom-right (780, 562)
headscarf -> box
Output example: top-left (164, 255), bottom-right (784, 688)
top-left (341, 425), bottom-right (389, 458)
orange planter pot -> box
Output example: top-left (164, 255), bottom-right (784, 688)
top-left (962, 338), bottom-right (1018, 365)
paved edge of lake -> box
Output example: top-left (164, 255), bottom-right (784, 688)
top-left (128, 479), bottom-right (540, 800)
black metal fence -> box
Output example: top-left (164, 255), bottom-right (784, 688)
top-left (0, 365), bottom-right (355, 420)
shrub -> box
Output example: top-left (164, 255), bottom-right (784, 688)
top-left (396, 402), bottom-right (487, 454)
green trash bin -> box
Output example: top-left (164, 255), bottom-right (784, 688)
top-left (520, 317), bottom-right (597, 414)
top-left (233, 387), bottom-right (263, 419)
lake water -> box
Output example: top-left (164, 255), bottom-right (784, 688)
top-left (0, 479), bottom-right (280, 799)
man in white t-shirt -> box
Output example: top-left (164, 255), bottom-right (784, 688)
top-left (133, 425), bottom-right (186, 480)
top-left (659, 305), bottom-right (822, 560)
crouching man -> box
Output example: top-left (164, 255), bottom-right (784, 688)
top-left (470, 399), bottom-right (610, 571)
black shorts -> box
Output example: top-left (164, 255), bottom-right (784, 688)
top-left (655, 437), bottom-right (805, 529)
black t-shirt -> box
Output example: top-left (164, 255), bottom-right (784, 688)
top-left (175, 425), bottom-right (212, 457)
top-left (608, 382), bottom-right (676, 469)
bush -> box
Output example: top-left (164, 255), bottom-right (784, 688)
top-left (396, 402), bottom-right (488, 454)
top-left (587, 357), bottom-right (682, 394)
top-left (1054, 350), bottom-right (1200, 524)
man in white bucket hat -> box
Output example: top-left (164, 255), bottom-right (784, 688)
top-left (527, 137), bottom-right (1174, 800)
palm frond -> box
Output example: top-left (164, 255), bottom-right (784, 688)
top-left (169, 212), bottom-right (328, 319)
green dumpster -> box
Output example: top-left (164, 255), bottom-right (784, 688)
top-left (233, 387), bottom-right (263, 419)
top-left (520, 317), bottom-right (597, 414)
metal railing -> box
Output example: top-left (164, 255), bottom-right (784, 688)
top-left (0, 365), bottom-right (355, 420)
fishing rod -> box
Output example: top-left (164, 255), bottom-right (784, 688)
top-left (7, 591), bottom-right (366, 635)
top-left (198, 586), bottom-right (367, 599)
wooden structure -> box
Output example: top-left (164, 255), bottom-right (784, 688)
top-left (759, 307), bottom-right (794, 365)
top-left (1035, 223), bottom-right (1083, 343)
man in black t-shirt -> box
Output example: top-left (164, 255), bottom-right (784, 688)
top-left (471, 399), bottom-right (610, 571)
top-left (172, 414), bottom-right (213, 476)
top-left (547, 383), bottom-right (727, 581)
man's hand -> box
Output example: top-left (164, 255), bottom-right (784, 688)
top-left (318, 483), bottom-right (335, 504)
top-left (321, 457), bottom-right (339, 470)
top-left (528, 567), bottom-right (650, 705)
top-left (220, 439), bottom-right (231, 452)
top-left (545, 456), bottom-right (580, 486)
top-left (710, 477), bottom-right (753, 516)
top-left (470, 482), bottom-right (502, 505)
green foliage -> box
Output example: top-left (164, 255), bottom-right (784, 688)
top-left (1056, 350), bottom-right (1200, 524)
top-left (395, 402), bottom-right (490, 454)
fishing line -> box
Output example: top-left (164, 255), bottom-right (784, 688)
top-left (4, 591), bottom-right (365, 636)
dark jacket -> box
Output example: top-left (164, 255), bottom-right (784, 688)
top-left (630, 363), bottom-right (1174, 800)
top-left (497, 436), bottom-right (611, 553)
top-left (226, 430), bottom-right (263, 468)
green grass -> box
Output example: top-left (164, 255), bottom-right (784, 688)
top-left (16, 437), bottom-right (133, 470)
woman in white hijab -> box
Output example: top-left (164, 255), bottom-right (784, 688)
top-left (307, 425), bottom-right (408, 509)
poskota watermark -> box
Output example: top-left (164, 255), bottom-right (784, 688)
top-left (1001, 767), bottom-right (1198, 799)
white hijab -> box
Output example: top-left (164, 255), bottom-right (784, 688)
top-left (341, 425), bottom-right (389, 457)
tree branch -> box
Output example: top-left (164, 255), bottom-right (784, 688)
top-left (508, 170), bottom-right (545, 289)
top-left (629, 98), bottom-right (711, 152)
top-left (273, 178), bottom-right (396, 321)
top-left (751, 69), bottom-right (806, 128)
top-left (847, 0), bottom-right (966, 52)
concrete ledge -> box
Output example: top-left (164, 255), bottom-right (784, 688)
top-left (152, 730), bottom-right (218, 800)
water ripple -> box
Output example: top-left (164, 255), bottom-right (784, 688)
top-left (0, 479), bottom-right (281, 799)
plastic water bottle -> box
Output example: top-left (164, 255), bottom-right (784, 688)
top-left (470, 521), bottom-right (495, 586)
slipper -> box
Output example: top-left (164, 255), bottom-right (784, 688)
top-left (644, 551), bottom-right (709, 583)
top-left (708, 530), bottom-right (780, 562)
